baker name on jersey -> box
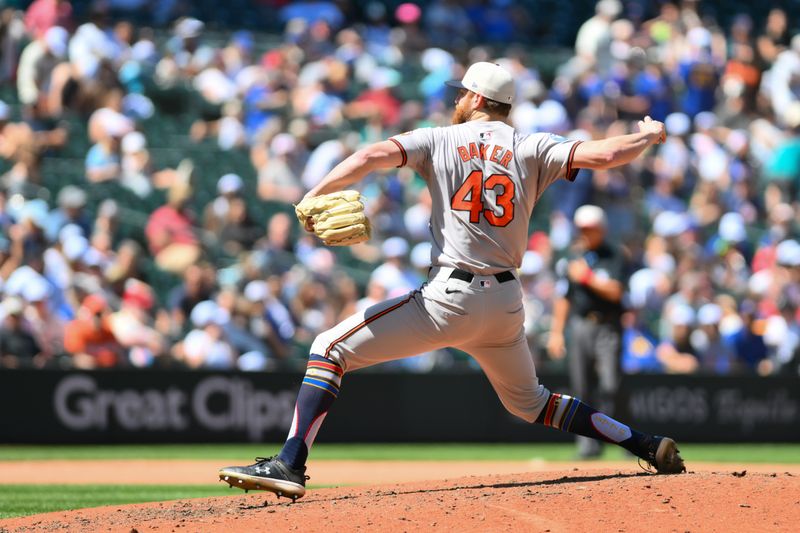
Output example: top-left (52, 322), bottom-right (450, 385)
top-left (456, 143), bottom-right (514, 169)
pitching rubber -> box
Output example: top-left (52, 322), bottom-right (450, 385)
top-left (218, 469), bottom-right (306, 499)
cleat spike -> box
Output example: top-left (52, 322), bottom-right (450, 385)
top-left (217, 456), bottom-right (307, 500)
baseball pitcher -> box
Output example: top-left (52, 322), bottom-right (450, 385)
top-left (220, 62), bottom-right (685, 500)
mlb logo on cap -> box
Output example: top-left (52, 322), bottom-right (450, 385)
top-left (446, 62), bottom-right (515, 104)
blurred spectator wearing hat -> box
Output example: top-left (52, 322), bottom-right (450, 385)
top-left (253, 212), bottom-right (296, 275)
top-left (691, 302), bottom-right (738, 374)
top-left (204, 173), bottom-right (244, 233)
top-left (620, 307), bottom-right (661, 374)
top-left (16, 25), bottom-right (68, 113)
top-left (119, 130), bottom-right (190, 198)
top-left (85, 106), bottom-right (133, 184)
top-left (256, 134), bottom-right (304, 203)
top-left (173, 299), bottom-right (236, 369)
top-left (22, 273), bottom-right (66, 362)
top-left (369, 237), bottom-right (420, 297)
top-left (574, 0), bottom-right (621, 73)
top-left (243, 279), bottom-right (294, 360)
top-left (108, 279), bottom-right (165, 367)
top-left (44, 185), bottom-right (90, 242)
top-left (207, 286), bottom-right (272, 363)
top-left (761, 295), bottom-right (800, 377)
top-left (394, 3), bottom-right (426, 54)
top-left (6, 197), bottom-right (48, 262)
top-left (655, 304), bottom-right (700, 374)
top-left (345, 66), bottom-right (402, 130)
top-left (63, 293), bottom-right (121, 368)
top-left (548, 205), bottom-right (628, 458)
top-left (239, 66), bottom-right (288, 146)
top-left (145, 180), bottom-right (202, 274)
top-left (0, 296), bottom-right (43, 368)
top-left (166, 263), bottom-right (215, 334)
top-left (720, 299), bottom-right (768, 374)
top-left (678, 26), bottom-right (722, 118)
top-left (202, 173), bottom-right (262, 256)
top-left (165, 17), bottom-right (210, 77)
top-left (67, 3), bottom-right (122, 82)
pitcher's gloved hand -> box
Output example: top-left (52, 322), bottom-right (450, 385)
top-left (294, 190), bottom-right (371, 246)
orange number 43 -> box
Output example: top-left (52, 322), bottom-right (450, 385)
top-left (450, 170), bottom-right (515, 227)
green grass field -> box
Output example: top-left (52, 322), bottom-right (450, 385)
top-left (1, 443), bottom-right (798, 519)
top-left (1, 442), bottom-right (799, 462)
top-left (0, 485), bottom-right (231, 519)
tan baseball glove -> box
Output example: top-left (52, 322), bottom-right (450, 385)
top-left (294, 190), bottom-right (371, 246)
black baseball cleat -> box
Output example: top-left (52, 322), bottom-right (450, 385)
top-left (640, 436), bottom-right (686, 474)
top-left (219, 456), bottom-right (309, 501)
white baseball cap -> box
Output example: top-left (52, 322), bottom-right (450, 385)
top-left (190, 300), bottom-right (230, 327)
top-left (243, 280), bottom-right (269, 302)
top-left (22, 276), bottom-right (51, 303)
top-left (573, 205), bottom-right (607, 228)
top-left (669, 304), bottom-right (695, 327)
top-left (44, 26), bottom-right (69, 58)
top-left (122, 131), bottom-right (147, 153)
top-left (382, 236), bottom-right (409, 258)
top-left (446, 62), bottom-right (515, 105)
top-left (718, 212), bottom-right (746, 243)
top-left (217, 173), bottom-right (244, 195)
top-left (697, 303), bottom-right (722, 326)
top-left (776, 239), bottom-right (800, 267)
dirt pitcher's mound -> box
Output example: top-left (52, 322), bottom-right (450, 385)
top-left (2, 469), bottom-right (799, 533)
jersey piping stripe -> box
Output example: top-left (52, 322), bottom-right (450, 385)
top-left (389, 138), bottom-right (407, 167)
top-left (324, 291), bottom-right (417, 358)
top-left (565, 140), bottom-right (583, 182)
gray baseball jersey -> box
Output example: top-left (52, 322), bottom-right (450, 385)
top-left (390, 121), bottom-right (582, 275)
top-left (311, 120), bottom-right (583, 423)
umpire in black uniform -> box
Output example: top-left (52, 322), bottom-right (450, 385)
top-left (547, 205), bottom-right (626, 458)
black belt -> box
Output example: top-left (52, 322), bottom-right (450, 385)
top-left (448, 268), bottom-right (515, 284)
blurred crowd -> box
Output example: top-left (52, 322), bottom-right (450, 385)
top-left (0, 0), bottom-right (799, 377)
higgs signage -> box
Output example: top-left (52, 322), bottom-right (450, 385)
top-left (623, 376), bottom-right (800, 439)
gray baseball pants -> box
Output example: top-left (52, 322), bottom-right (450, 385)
top-left (310, 266), bottom-right (551, 422)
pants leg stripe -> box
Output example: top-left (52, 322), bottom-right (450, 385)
top-left (562, 397), bottom-right (580, 431)
top-left (543, 394), bottom-right (558, 427)
top-left (324, 291), bottom-right (417, 358)
top-left (308, 360), bottom-right (344, 376)
top-left (306, 367), bottom-right (342, 387)
top-left (302, 377), bottom-right (339, 397)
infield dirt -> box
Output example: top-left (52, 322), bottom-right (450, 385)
top-left (2, 467), bottom-right (798, 532)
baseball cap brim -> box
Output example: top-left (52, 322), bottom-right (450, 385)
top-left (445, 79), bottom-right (467, 90)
